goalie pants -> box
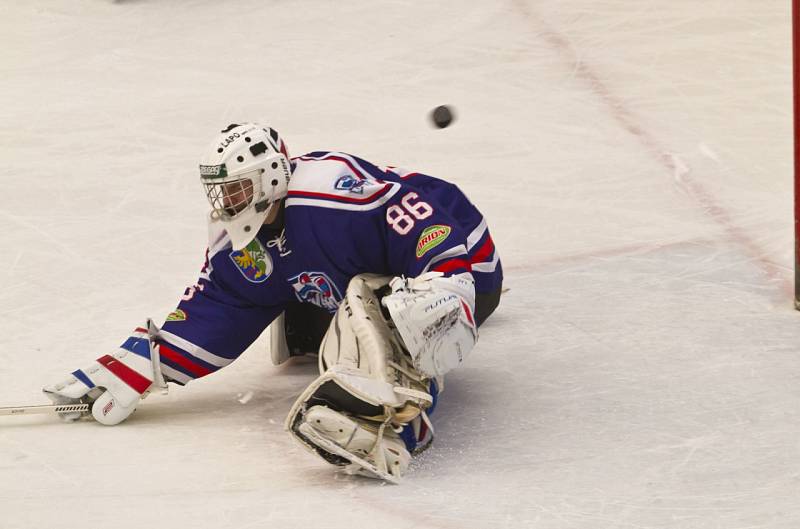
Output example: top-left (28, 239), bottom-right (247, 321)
top-left (283, 282), bottom-right (502, 356)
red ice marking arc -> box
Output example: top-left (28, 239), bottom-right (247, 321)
top-left (514, 0), bottom-right (792, 299)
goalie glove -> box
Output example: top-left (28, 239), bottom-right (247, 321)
top-left (382, 271), bottom-right (478, 377)
top-left (42, 320), bottom-right (168, 425)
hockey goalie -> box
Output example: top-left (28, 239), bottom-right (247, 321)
top-left (43, 123), bottom-right (503, 482)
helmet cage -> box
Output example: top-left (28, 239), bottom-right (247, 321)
top-left (203, 168), bottom-right (263, 221)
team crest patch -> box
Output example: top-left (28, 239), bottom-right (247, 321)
top-left (334, 174), bottom-right (365, 194)
top-left (416, 224), bottom-right (452, 258)
top-left (166, 309), bottom-right (187, 322)
top-left (289, 271), bottom-right (342, 313)
top-left (229, 239), bottom-right (273, 283)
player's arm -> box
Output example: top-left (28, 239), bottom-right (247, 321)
top-left (42, 249), bottom-right (281, 425)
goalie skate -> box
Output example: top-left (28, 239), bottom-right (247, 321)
top-left (296, 405), bottom-right (410, 483)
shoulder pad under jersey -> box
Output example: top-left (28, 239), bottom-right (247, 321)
top-left (287, 152), bottom-right (401, 211)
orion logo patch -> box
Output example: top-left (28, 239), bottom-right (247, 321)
top-left (229, 239), bottom-right (273, 283)
top-left (289, 272), bottom-right (342, 313)
top-left (416, 224), bottom-right (452, 258)
top-left (166, 309), bottom-right (187, 322)
top-left (334, 174), bottom-right (365, 194)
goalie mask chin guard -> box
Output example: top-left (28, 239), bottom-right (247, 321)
top-left (199, 123), bottom-right (291, 250)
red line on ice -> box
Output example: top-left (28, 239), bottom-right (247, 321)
top-left (515, 1), bottom-right (792, 298)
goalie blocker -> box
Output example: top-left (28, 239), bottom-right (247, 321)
top-left (285, 272), bottom-right (480, 481)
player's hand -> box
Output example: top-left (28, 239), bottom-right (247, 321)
top-left (43, 324), bottom-right (167, 425)
top-left (383, 272), bottom-right (478, 377)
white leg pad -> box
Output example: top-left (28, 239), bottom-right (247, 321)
top-left (297, 406), bottom-right (409, 482)
top-left (285, 274), bottom-right (433, 481)
top-left (269, 311), bottom-right (290, 365)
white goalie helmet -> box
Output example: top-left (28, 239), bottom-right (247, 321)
top-left (199, 123), bottom-right (292, 250)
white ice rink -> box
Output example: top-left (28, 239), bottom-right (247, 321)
top-left (1, 1), bottom-right (797, 528)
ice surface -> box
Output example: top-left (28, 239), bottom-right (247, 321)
top-left (1, 1), bottom-right (797, 528)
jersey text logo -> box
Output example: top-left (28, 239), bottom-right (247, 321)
top-left (199, 164), bottom-right (228, 179)
top-left (166, 309), bottom-right (187, 322)
top-left (416, 225), bottom-right (451, 258)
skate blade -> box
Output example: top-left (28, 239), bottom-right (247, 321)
top-left (297, 422), bottom-right (400, 484)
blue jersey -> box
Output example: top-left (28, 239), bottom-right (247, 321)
top-left (156, 151), bottom-right (502, 385)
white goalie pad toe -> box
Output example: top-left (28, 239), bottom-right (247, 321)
top-left (297, 406), bottom-right (410, 482)
top-left (284, 355), bottom-right (430, 479)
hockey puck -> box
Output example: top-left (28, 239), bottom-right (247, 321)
top-left (431, 105), bottom-right (455, 128)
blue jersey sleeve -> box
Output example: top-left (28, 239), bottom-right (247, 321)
top-left (157, 247), bottom-right (280, 385)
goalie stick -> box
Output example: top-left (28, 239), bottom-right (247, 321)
top-left (0, 403), bottom-right (90, 417)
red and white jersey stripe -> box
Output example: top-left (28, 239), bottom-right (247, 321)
top-left (286, 154), bottom-right (401, 211)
